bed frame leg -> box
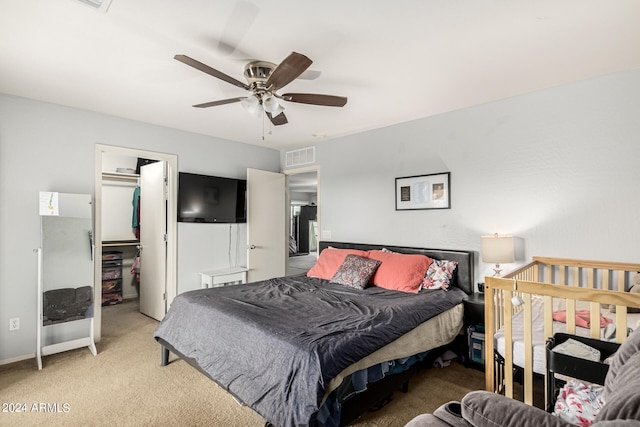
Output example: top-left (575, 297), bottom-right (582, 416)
top-left (161, 346), bottom-right (169, 366)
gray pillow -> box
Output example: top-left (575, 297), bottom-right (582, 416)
top-left (330, 255), bottom-right (381, 289)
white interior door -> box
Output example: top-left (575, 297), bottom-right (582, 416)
top-left (247, 168), bottom-right (286, 282)
top-left (140, 161), bottom-right (167, 320)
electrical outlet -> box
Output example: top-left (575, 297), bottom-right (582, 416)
top-left (9, 318), bottom-right (19, 331)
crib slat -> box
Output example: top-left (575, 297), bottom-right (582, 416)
top-left (485, 285), bottom-right (496, 392)
top-left (589, 301), bottom-right (600, 339)
top-left (543, 296), bottom-right (553, 409)
top-left (616, 310), bottom-right (627, 343)
top-left (523, 293), bottom-right (533, 405)
top-left (503, 290), bottom-right (514, 399)
top-left (566, 298), bottom-right (576, 335)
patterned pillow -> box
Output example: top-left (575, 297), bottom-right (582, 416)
top-left (331, 255), bottom-right (381, 290)
top-left (422, 259), bottom-right (459, 291)
top-left (307, 248), bottom-right (370, 280)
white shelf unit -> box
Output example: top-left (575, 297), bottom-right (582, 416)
top-left (200, 267), bottom-right (249, 288)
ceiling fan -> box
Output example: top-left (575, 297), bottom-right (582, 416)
top-left (174, 52), bottom-right (347, 126)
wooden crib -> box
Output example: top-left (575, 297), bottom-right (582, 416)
top-left (484, 257), bottom-right (640, 409)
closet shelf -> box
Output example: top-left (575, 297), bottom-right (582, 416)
top-left (102, 240), bottom-right (139, 247)
top-left (102, 172), bottom-right (139, 182)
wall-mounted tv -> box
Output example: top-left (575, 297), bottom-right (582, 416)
top-left (177, 172), bottom-right (246, 223)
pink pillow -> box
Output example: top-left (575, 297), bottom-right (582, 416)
top-left (307, 248), bottom-right (370, 281)
top-left (367, 250), bottom-right (433, 294)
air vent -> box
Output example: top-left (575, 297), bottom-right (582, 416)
top-left (285, 147), bottom-right (315, 168)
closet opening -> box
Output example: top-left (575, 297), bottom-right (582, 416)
top-left (93, 145), bottom-right (177, 341)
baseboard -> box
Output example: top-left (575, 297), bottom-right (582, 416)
top-left (0, 352), bottom-right (35, 366)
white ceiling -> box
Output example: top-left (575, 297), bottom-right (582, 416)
top-left (1, 1), bottom-right (639, 150)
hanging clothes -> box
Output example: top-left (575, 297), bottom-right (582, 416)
top-left (131, 251), bottom-right (141, 283)
top-left (132, 186), bottom-right (140, 239)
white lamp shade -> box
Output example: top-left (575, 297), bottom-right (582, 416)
top-left (481, 235), bottom-right (515, 264)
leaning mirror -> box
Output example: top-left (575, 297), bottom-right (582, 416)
top-left (37, 192), bottom-right (97, 369)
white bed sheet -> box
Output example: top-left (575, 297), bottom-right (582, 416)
top-left (495, 300), bottom-right (640, 374)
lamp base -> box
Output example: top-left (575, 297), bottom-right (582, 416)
top-left (492, 264), bottom-right (502, 277)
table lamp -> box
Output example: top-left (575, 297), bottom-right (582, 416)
top-left (481, 233), bottom-right (515, 277)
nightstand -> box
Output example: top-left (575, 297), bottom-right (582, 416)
top-left (463, 292), bottom-right (485, 367)
top-left (463, 292), bottom-right (485, 327)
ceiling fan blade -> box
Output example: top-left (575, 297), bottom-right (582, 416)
top-left (216, 2), bottom-right (259, 57)
top-left (174, 54), bottom-right (249, 91)
top-left (282, 93), bottom-right (347, 107)
top-left (193, 97), bottom-right (246, 108)
top-left (266, 111), bottom-right (288, 126)
top-left (266, 52), bottom-right (312, 91)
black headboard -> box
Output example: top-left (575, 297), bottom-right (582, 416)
top-left (318, 241), bottom-right (475, 295)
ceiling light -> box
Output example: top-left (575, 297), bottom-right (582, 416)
top-left (262, 95), bottom-right (280, 113)
top-left (241, 95), bottom-right (262, 118)
top-left (270, 103), bottom-right (285, 117)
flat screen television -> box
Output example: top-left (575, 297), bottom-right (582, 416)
top-left (177, 172), bottom-right (246, 223)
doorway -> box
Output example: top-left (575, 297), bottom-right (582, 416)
top-left (285, 167), bottom-right (319, 276)
top-left (93, 145), bottom-right (177, 341)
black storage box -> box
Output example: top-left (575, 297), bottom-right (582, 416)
top-left (546, 333), bottom-right (620, 385)
top-left (545, 332), bottom-right (620, 412)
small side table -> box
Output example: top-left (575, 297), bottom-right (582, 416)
top-left (200, 267), bottom-right (249, 288)
top-left (463, 292), bottom-right (485, 327)
top-left (463, 292), bottom-right (485, 367)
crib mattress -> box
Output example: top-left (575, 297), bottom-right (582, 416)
top-left (495, 300), bottom-right (640, 374)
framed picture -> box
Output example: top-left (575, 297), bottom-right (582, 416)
top-left (395, 172), bottom-right (451, 210)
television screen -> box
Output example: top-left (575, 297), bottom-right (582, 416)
top-left (177, 172), bottom-right (246, 223)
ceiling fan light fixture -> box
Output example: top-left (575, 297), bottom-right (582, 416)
top-left (262, 95), bottom-right (281, 114)
top-left (241, 95), bottom-right (262, 118)
top-left (271, 103), bottom-right (285, 117)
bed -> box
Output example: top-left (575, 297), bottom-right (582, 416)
top-left (484, 257), bottom-right (640, 410)
top-left (154, 241), bottom-right (474, 427)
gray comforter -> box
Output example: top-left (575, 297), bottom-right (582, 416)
top-left (154, 275), bottom-right (466, 427)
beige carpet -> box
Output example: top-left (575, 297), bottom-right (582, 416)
top-left (0, 300), bottom-right (485, 426)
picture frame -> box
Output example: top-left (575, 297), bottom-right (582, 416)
top-left (395, 172), bottom-right (451, 210)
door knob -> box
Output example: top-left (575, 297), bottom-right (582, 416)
top-left (248, 244), bottom-right (256, 250)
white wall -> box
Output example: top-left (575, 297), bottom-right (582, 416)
top-left (3, 69), bottom-right (640, 362)
top-left (0, 94), bottom-right (280, 362)
top-left (312, 70), bottom-right (640, 282)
